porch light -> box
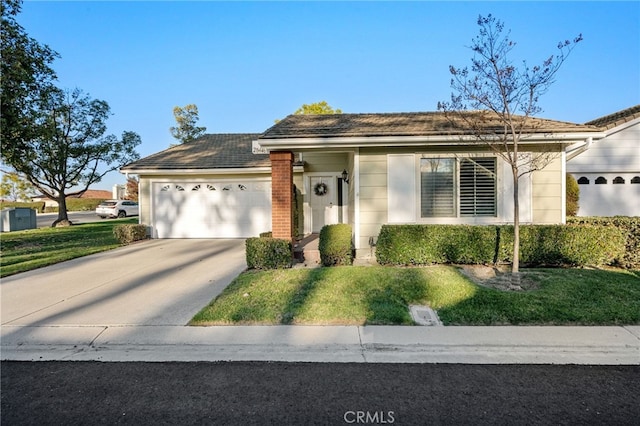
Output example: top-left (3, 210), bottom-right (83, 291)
top-left (341, 169), bottom-right (350, 184)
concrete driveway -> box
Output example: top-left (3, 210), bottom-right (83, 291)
top-left (1, 239), bottom-right (247, 327)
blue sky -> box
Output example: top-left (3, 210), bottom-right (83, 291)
top-left (19, 1), bottom-right (640, 189)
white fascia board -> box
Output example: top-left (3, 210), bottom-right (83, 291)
top-left (256, 133), bottom-right (606, 150)
top-left (119, 167), bottom-right (272, 175)
top-left (119, 166), bottom-right (304, 176)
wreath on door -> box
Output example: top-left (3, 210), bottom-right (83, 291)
top-left (313, 182), bottom-right (328, 196)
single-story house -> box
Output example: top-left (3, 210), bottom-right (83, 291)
top-left (567, 105), bottom-right (640, 217)
top-left (122, 111), bottom-right (610, 258)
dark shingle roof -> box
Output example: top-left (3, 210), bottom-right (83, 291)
top-left (585, 105), bottom-right (640, 129)
top-left (260, 111), bottom-right (602, 139)
top-left (121, 134), bottom-right (268, 171)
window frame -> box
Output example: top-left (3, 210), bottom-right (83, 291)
top-left (418, 154), bottom-right (498, 220)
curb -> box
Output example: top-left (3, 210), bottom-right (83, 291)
top-left (2, 325), bottom-right (639, 365)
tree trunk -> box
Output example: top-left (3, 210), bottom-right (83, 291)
top-left (52, 195), bottom-right (71, 227)
top-left (512, 170), bottom-right (520, 275)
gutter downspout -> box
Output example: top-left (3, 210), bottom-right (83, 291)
top-left (566, 137), bottom-right (593, 161)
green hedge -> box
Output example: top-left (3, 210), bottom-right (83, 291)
top-left (45, 198), bottom-right (109, 213)
top-left (567, 217), bottom-right (640, 269)
top-left (376, 225), bottom-right (497, 265)
top-left (246, 238), bottom-right (292, 270)
top-left (497, 225), bottom-right (625, 267)
top-left (70, 198), bottom-right (106, 211)
top-left (113, 224), bottom-right (148, 244)
top-left (0, 202), bottom-right (45, 213)
top-left (377, 224), bottom-right (626, 268)
top-left (319, 224), bottom-right (353, 266)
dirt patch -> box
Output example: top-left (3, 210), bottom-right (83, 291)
top-left (458, 264), bottom-right (542, 292)
top-left (13, 242), bottom-right (43, 251)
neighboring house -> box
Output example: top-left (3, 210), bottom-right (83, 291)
top-left (122, 112), bottom-right (606, 258)
top-left (32, 189), bottom-right (114, 208)
top-left (567, 105), bottom-right (640, 217)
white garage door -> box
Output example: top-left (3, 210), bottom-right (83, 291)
top-left (152, 180), bottom-right (271, 238)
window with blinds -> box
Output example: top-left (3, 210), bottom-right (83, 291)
top-left (420, 158), bottom-right (455, 217)
top-left (460, 158), bottom-right (497, 216)
top-left (420, 157), bottom-right (497, 218)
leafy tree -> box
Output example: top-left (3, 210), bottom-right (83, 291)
top-left (1, 0), bottom-right (59, 166)
top-left (169, 104), bottom-right (206, 144)
top-left (276, 101), bottom-right (342, 123)
top-left (0, 170), bottom-right (36, 201)
top-left (438, 14), bottom-right (581, 274)
top-left (293, 101), bottom-right (342, 115)
top-left (10, 88), bottom-right (141, 226)
top-left (566, 173), bottom-right (580, 216)
top-left (125, 176), bottom-right (139, 202)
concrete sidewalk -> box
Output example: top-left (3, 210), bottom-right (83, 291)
top-left (2, 239), bottom-right (638, 365)
top-left (2, 324), bottom-right (639, 364)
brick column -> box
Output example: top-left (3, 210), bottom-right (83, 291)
top-left (270, 151), bottom-right (294, 241)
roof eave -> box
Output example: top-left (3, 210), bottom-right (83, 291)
top-left (603, 116), bottom-right (640, 136)
top-left (255, 132), bottom-right (606, 151)
top-left (119, 166), bottom-right (305, 175)
top-left (120, 167), bottom-right (271, 175)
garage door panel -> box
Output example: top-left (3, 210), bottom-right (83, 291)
top-left (152, 181), bottom-right (271, 238)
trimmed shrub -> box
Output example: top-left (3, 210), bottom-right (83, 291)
top-left (319, 224), bottom-right (353, 266)
top-left (567, 217), bottom-right (640, 269)
top-left (0, 202), bottom-right (45, 213)
top-left (259, 232), bottom-right (273, 238)
top-left (246, 238), bottom-right (292, 269)
top-left (113, 224), bottom-right (148, 244)
top-left (377, 224), bottom-right (626, 268)
top-left (497, 225), bottom-right (625, 266)
top-left (566, 173), bottom-right (580, 216)
top-left (376, 225), bottom-right (496, 265)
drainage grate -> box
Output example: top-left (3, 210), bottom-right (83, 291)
top-left (409, 305), bottom-right (443, 326)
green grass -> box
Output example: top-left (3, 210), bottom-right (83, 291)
top-left (191, 266), bottom-right (476, 325)
top-left (439, 268), bottom-right (640, 325)
top-left (190, 266), bottom-right (640, 326)
top-left (0, 218), bottom-right (137, 277)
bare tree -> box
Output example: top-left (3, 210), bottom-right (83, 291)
top-left (438, 14), bottom-right (582, 274)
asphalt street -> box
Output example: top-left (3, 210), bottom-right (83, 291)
top-left (2, 362), bottom-right (639, 425)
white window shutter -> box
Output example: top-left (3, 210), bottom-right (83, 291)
top-left (388, 154), bottom-right (416, 223)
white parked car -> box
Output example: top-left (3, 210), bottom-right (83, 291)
top-left (96, 200), bottom-right (139, 219)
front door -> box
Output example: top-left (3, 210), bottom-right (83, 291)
top-left (309, 176), bottom-right (338, 233)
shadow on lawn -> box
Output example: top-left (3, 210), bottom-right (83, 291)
top-left (280, 268), bottom-right (428, 325)
top-left (359, 268), bottom-right (428, 325)
top-left (438, 267), bottom-right (640, 326)
top-left (278, 268), bottom-right (320, 324)
top-left (274, 267), bottom-right (431, 325)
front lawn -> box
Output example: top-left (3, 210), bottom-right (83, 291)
top-left (0, 218), bottom-right (138, 277)
top-left (190, 266), bottom-right (640, 326)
